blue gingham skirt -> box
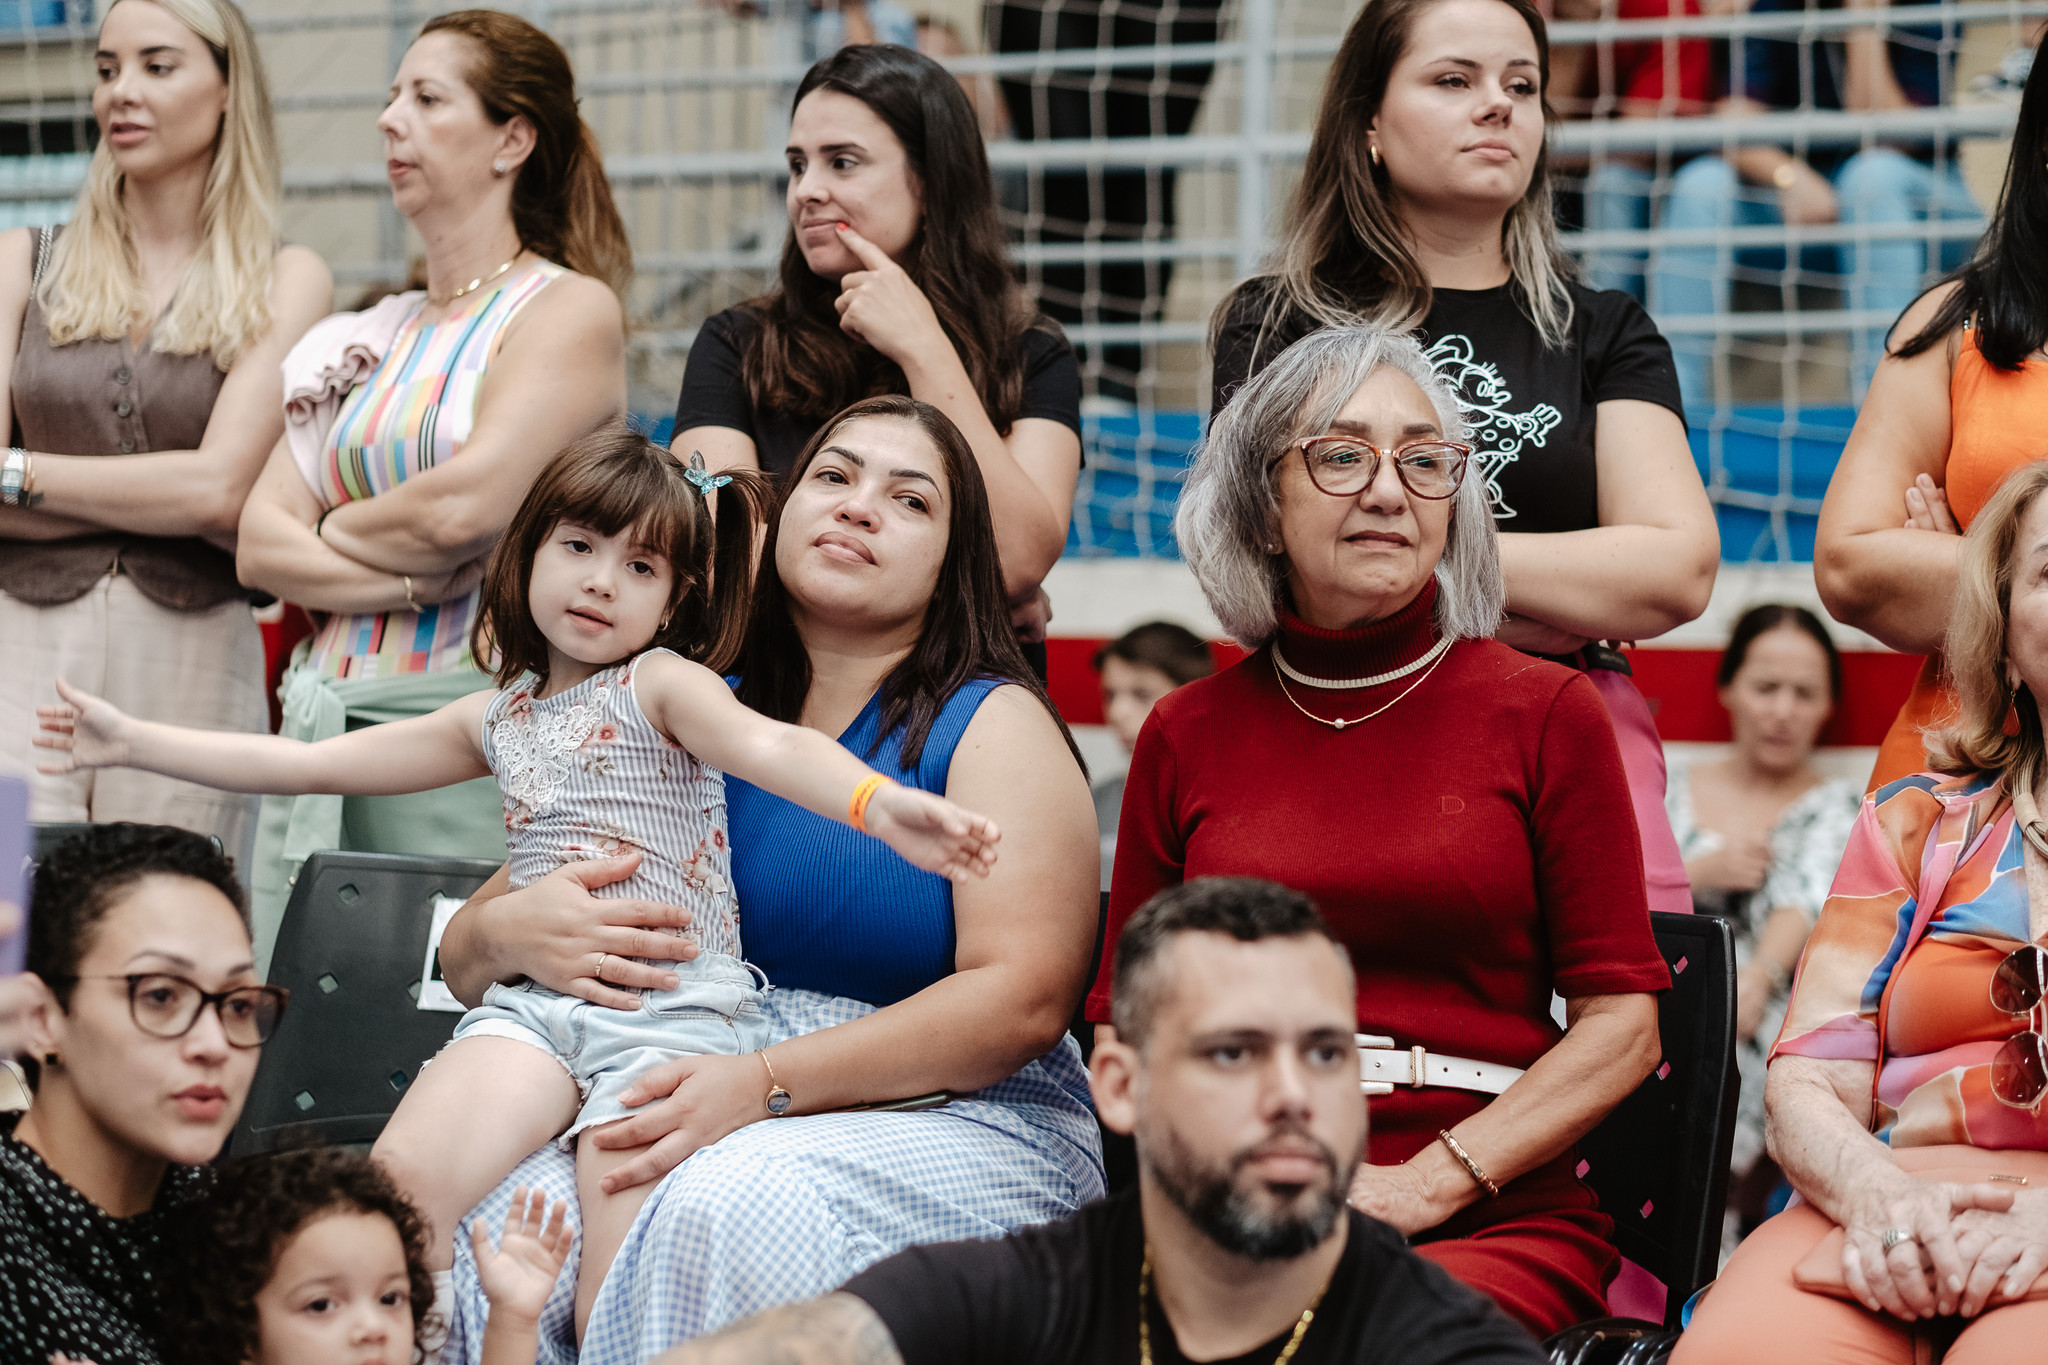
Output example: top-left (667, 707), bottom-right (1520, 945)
top-left (441, 987), bottom-right (1106, 1365)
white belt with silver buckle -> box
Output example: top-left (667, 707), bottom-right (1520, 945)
top-left (1356, 1033), bottom-right (1526, 1097)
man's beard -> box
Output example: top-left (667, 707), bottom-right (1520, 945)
top-left (1144, 1121), bottom-right (1356, 1262)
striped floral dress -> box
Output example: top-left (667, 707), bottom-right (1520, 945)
top-left (303, 261), bottom-right (565, 678)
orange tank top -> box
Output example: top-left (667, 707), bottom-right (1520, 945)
top-left (1869, 322), bottom-right (2048, 791)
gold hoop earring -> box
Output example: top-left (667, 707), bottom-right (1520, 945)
top-left (1369, 143), bottom-right (1382, 168)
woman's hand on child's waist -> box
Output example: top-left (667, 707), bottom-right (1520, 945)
top-left (590, 1051), bottom-right (767, 1193)
top-left (454, 852), bottom-right (700, 1011)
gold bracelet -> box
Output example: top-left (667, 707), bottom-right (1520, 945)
top-left (760, 1047), bottom-right (793, 1117)
top-left (1439, 1128), bottom-right (1500, 1198)
top-left (402, 575), bottom-right (421, 613)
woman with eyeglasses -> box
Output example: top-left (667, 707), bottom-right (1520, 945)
top-left (2, 823), bottom-right (286, 1365)
top-left (1675, 463), bottom-right (2048, 1362)
top-left (1207, 0), bottom-right (1717, 917)
top-left (1091, 327), bottom-right (1669, 1336)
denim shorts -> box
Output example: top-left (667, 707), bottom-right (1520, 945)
top-left (451, 950), bottom-right (771, 1145)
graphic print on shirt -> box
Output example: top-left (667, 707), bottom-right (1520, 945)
top-left (1423, 333), bottom-right (1562, 521)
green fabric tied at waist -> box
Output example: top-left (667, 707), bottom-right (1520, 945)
top-left (249, 656), bottom-right (504, 977)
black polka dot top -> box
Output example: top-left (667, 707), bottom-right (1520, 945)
top-left (0, 1111), bottom-right (209, 1365)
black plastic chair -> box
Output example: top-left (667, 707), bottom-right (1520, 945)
top-left (31, 821), bottom-right (97, 862)
top-left (32, 821), bottom-right (225, 862)
top-left (1544, 911), bottom-right (1738, 1365)
top-left (233, 850), bottom-right (501, 1154)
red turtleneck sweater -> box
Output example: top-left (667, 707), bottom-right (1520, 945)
top-left (1088, 581), bottom-right (1670, 1332)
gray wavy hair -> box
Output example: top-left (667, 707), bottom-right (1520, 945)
top-left (1176, 325), bottom-right (1505, 647)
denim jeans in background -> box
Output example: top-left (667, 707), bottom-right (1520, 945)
top-left (1650, 147), bottom-right (1981, 413)
top-left (1584, 160), bottom-right (1657, 301)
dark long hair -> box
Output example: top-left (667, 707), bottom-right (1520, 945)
top-left (420, 10), bottom-right (634, 299)
top-left (742, 45), bottom-right (1041, 428)
top-left (1894, 38), bottom-right (2048, 369)
top-left (166, 1149), bottom-right (436, 1365)
top-left (1220, 0), bottom-right (1574, 367)
top-left (473, 422), bottom-right (773, 688)
top-left (1717, 603), bottom-right (1843, 701)
top-left (736, 395), bottom-right (1081, 771)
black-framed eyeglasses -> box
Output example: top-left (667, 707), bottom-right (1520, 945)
top-left (53, 973), bottom-right (289, 1049)
top-left (1296, 436), bottom-right (1474, 500)
top-left (1988, 944), bottom-right (2048, 1112)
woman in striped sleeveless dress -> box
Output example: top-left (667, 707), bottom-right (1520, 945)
top-left (233, 11), bottom-right (631, 966)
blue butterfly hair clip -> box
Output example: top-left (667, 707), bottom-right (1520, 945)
top-left (683, 450), bottom-right (732, 497)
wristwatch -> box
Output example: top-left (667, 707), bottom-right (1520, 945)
top-left (760, 1048), bottom-right (793, 1118)
top-left (0, 448), bottom-right (38, 507)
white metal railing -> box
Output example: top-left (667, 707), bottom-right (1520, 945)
top-left (0, 0), bottom-right (2022, 351)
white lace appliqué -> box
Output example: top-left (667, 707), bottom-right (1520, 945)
top-left (1425, 333), bottom-right (1563, 522)
top-left (492, 675), bottom-right (618, 823)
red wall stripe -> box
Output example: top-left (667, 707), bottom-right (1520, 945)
top-left (1046, 638), bottom-right (1924, 748)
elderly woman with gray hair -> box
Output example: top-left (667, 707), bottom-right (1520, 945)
top-left (1085, 325), bottom-right (1670, 1337)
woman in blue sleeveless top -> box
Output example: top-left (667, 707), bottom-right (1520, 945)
top-left (435, 395), bottom-right (1103, 1362)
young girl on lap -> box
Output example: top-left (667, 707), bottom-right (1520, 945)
top-left (35, 424), bottom-right (1001, 1335)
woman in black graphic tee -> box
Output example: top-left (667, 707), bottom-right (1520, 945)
top-left (1209, 0), bottom-right (1715, 918)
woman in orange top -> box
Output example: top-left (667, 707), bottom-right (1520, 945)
top-left (1815, 38), bottom-right (2048, 792)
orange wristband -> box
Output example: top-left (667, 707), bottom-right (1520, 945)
top-left (848, 774), bottom-right (892, 832)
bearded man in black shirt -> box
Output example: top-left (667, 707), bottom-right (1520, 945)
top-left (652, 878), bottom-right (1547, 1365)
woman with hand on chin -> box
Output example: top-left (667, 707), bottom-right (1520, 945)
top-left (673, 44), bottom-right (1082, 643)
top-left (1209, 0), bottom-right (1717, 913)
top-left (232, 10), bottom-right (629, 963)
top-left (0, 0), bottom-right (331, 855)
top-left (1092, 326), bottom-right (1668, 1337)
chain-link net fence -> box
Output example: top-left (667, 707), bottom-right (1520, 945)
top-left (0, 0), bottom-right (2036, 563)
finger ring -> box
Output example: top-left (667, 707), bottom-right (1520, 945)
top-left (594, 953), bottom-right (608, 981)
top-left (1882, 1227), bottom-right (1915, 1252)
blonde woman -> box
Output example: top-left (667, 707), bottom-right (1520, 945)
top-left (0, 0), bottom-right (331, 855)
top-left (232, 9), bottom-right (627, 965)
top-left (1675, 463), bottom-right (2048, 1361)
top-left (1207, 0), bottom-right (1717, 915)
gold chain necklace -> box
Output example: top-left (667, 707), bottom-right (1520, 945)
top-left (431, 257), bottom-right (518, 306)
top-left (1138, 1244), bottom-right (1327, 1365)
top-left (1271, 640), bottom-right (1449, 731)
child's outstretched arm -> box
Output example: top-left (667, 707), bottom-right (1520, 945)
top-left (471, 1185), bottom-right (573, 1365)
top-left (34, 677), bottom-right (494, 797)
top-left (636, 654), bottom-right (1000, 881)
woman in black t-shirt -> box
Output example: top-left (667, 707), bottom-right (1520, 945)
top-left (673, 45), bottom-right (1082, 631)
top-left (1209, 0), bottom-right (1717, 924)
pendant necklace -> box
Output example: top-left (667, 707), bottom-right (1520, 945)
top-left (1271, 639), bottom-right (1450, 731)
